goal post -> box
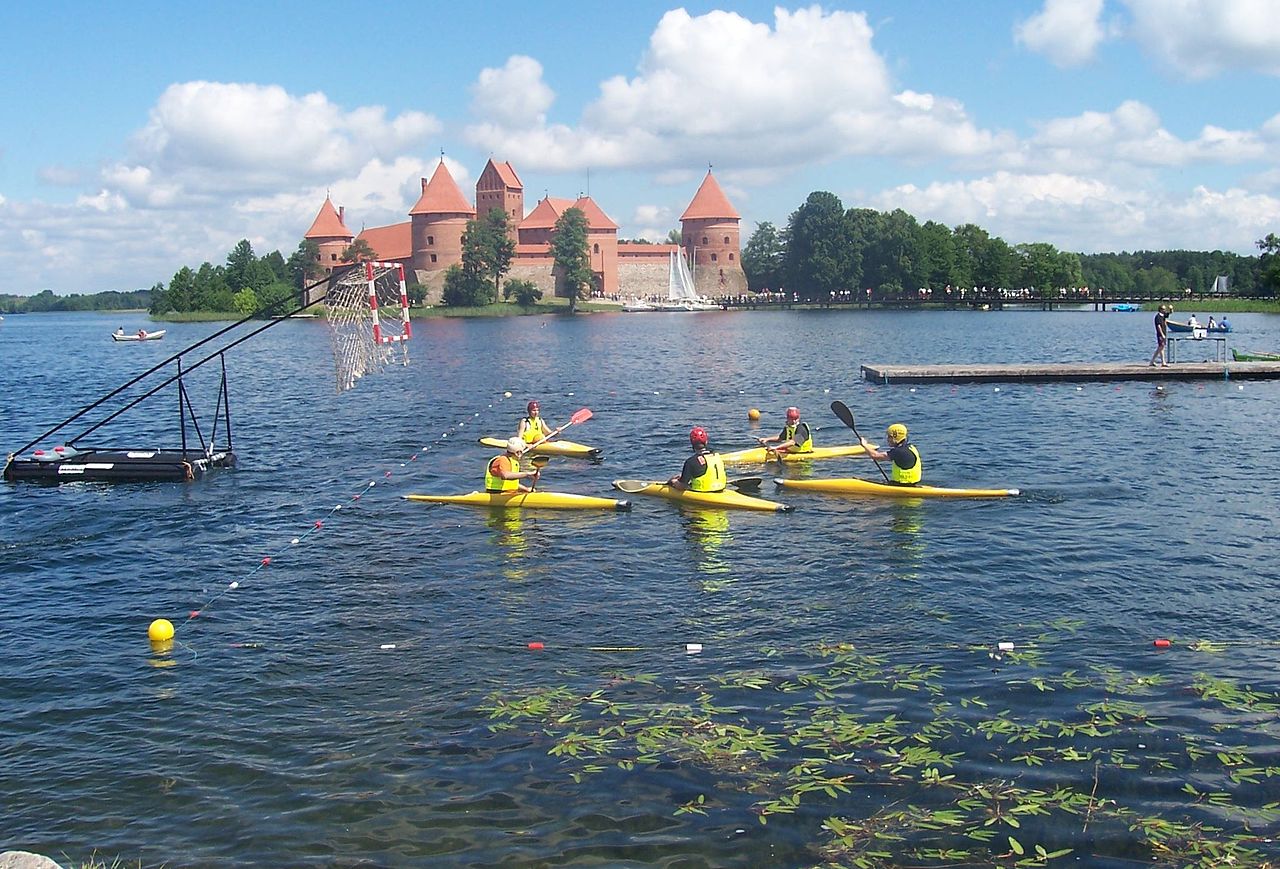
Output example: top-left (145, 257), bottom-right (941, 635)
top-left (324, 261), bottom-right (412, 393)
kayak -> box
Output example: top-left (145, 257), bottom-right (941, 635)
top-left (1231, 349), bottom-right (1280, 362)
top-left (478, 436), bottom-right (602, 459)
top-left (612, 479), bottom-right (792, 512)
top-left (405, 491), bottom-right (630, 510)
top-left (775, 477), bottom-right (1020, 499)
top-left (720, 443), bottom-right (873, 464)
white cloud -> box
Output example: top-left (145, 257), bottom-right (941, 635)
top-left (110, 82), bottom-right (439, 205)
top-left (1123, 0), bottom-right (1280, 78)
top-left (470, 56), bottom-right (555, 127)
top-left (38, 165), bottom-right (81, 186)
top-left (1015, 0), bottom-right (1109, 67)
top-left (876, 171), bottom-right (1280, 253)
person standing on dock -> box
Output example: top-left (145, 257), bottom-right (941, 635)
top-left (1150, 304), bottom-right (1171, 367)
top-left (668, 426), bottom-right (726, 492)
top-left (756, 406), bottom-right (813, 458)
top-left (861, 424), bottom-right (922, 486)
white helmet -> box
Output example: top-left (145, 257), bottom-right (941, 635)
top-left (506, 436), bottom-right (526, 454)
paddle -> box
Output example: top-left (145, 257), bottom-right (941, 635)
top-left (728, 476), bottom-right (763, 492)
top-left (612, 478), bottom-right (762, 493)
top-left (527, 454), bottom-right (550, 490)
top-left (830, 400), bottom-right (890, 484)
top-left (529, 407), bottom-right (593, 449)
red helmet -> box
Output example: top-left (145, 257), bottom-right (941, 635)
top-left (786, 406), bottom-right (800, 421)
top-left (689, 426), bottom-right (709, 447)
top-left (527, 400), bottom-right (539, 413)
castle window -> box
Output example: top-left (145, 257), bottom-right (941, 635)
top-left (430, 254), bottom-right (438, 263)
top-left (729, 253), bottom-right (735, 261)
top-left (724, 236), bottom-right (730, 244)
top-left (593, 243), bottom-right (600, 254)
top-left (701, 236), bottom-right (708, 245)
top-left (710, 253), bottom-right (718, 262)
top-left (427, 235), bottom-right (434, 246)
top-left (330, 253), bottom-right (337, 261)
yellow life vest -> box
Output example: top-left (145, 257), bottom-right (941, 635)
top-left (891, 444), bottom-right (922, 485)
top-left (688, 452), bottom-right (727, 492)
top-left (521, 416), bottom-right (550, 444)
top-left (783, 422), bottom-right (813, 452)
top-left (485, 455), bottom-right (520, 492)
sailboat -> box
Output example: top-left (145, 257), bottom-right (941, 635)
top-left (653, 250), bottom-right (718, 311)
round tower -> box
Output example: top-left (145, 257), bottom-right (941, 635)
top-left (679, 170), bottom-right (747, 297)
top-left (409, 160), bottom-right (475, 276)
top-left (303, 196), bottom-right (354, 275)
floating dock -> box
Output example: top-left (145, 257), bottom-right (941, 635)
top-left (860, 361), bottom-right (1280, 384)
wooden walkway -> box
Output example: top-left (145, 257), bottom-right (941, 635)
top-left (860, 361), bottom-right (1280, 384)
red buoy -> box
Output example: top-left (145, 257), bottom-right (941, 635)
top-left (1154, 638), bottom-right (1171, 648)
top-left (527, 642), bottom-right (544, 651)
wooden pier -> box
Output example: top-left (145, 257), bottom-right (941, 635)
top-left (860, 361), bottom-right (1280, 384)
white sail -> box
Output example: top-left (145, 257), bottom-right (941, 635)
top-left (668, 250), bottom-right (698, 302)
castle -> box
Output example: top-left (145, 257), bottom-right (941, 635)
top-left (303, 158), bottom-right (748, 302)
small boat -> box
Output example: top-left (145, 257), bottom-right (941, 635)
top-left (1111, 303), bottom-right (1142, 312)
top-left (477, 436), bottom-right (602, 459)
top-left (719, 443), bottom-right (874, 465)
top-left (112, 329), bottom-right (166, 342)
top-left (1167, 320), bottom-right (1229, 333)
top-left (1230, 349), bottom-right (1280, 362)
top-left (622, 298), bottom-right (655, 312)
top-left (612, 479), bottom-right (792, 512)
top-left (404, 491), bottom-right (630, 510)
top-left (775, 477), bottom-right (1020, 499)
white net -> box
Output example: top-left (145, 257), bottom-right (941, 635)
top-left (324, 261), bottom-right (412, 393)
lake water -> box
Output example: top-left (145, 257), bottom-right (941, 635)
top-left (3, 308), bottom-right (1280, 867)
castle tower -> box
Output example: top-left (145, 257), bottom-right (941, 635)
top-left (475, 159), bottom-right (523, 242)
top-left (679, 170), bottom-right (746, 296)
top-left (303, 195), bottom-right (354, 275)
top-left (409, 160), bottom-right (475, 275)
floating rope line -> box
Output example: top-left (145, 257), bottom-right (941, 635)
top-left (150, 390), bottom-right (527, 653)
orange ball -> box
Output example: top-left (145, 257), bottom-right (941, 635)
top-left (747, 408), bottom-right (760, 420)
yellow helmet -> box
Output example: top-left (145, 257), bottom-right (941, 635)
top-left (887, 423), bottom-right (908, 444)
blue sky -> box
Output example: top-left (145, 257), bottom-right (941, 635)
top-left (2, 0), bottom-right (1278, 294)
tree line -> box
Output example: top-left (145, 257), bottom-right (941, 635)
top-left (741, 191), bottom-right (1280, 299)
top-left (1, 288), bottom-right (153, 313)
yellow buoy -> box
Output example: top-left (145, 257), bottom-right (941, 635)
top-left (148, 618), bottom-right (175, 643)
top-left (747, 408), bottom-right (760, 421)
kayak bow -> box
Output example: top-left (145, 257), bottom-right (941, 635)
top-left (478, 436), bottom-right (603, 459)
top-left (405, 490), bottom-right (630, 510)
top-left (775, 477), bottom-right (1020, 499)
top-left (612, 479), bottom-right (792, 512)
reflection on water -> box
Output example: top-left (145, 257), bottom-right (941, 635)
top-left (486, 510), bottom-right (529, 581)
top-left (681, 509), bottom-right (733, 588)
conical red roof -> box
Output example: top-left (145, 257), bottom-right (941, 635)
top-left (304, 196), bottom-right (353, 239)
top-left (572, 196), bottom-right (618, 231)
top-left (680, 171), bottom-right (740, 221)
top-left (410, 161), bottom-right (475, 216)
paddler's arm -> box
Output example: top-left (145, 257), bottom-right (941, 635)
top-left (859, 437), bottom-right (888, 461)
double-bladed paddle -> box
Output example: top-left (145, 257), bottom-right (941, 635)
top-left (529, 407), bottom-right (593, 449)
top-left (830, 400), bottom-right (890, 484)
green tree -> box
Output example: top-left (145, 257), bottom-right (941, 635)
top-left (232, 287), bottom-right (259, 314)
top-left (785, 192), bottom-right (855, 299)
top-left (551, 207), bottom-right (592, 313)
top-left (1016, 243), bottom-right (1060, 298)
top-left (1134, 265), bottom-right (1179, 295)
top-left (919, 220), bottom-right (957, 290)
top-left (503, 278), bottom-right (543, 307)
top-left (1256, 233), bottom-right (1280, 296)
top-left (341, 238), bottom-right (376, 263)
top-left (192, 262), bottom-right (233, 312)
top-left (405, 280), bottom-right (427, 307)
top-left (225, 239), bottom-right (258, 292)
top-left (665, 229), bottom-right (681, 245)
top-left (160, 266), bottom-right (196, 314)
top-left (287, 239), bottom-right (324, 288)
top-left (464, 208), bottom-right (516, 302)
top-left (741, 221), bottom-right (786, 291)
top-left (441, 263), bottom-right (489, 307)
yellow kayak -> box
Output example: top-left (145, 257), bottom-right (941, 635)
top-left (477, 436), bottom-right (602, 459)
top-left (405, 491), bottom-right (630, 510)
top-left (774, 477), bottom-right (1020, 499)
top-left (612, 479), bottom-right (792, 512)
top-left (720, 443), bottom-right (874, 464)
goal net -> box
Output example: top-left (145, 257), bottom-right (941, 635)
top-left (324, 261), bottom-right (412, 393)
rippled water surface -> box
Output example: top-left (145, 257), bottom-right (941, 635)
top-left (3, 308), bottom-right (1280, 867)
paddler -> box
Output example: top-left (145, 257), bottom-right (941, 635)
top-left (756, 406), bottom-right (812, 457)
top-left (861, 423), bottom-right (922, 486)
top-left (668, 426), bottom-right (726, 492)
top-left (485, 436), bottom-right (541, 493)
top-left (518, 400), bottom-right (553, 445)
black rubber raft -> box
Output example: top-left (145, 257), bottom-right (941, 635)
top-left (4, 447), bottom-right (236, 484)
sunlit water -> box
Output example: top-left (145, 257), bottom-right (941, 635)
top-left (3, 308), bottom-right (1280, 867)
